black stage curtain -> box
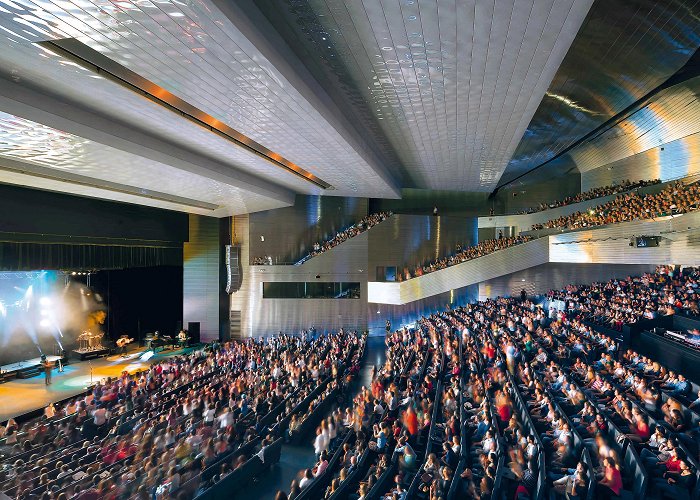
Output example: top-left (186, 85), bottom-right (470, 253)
top-left (0, 241), bottom-right (182, 271)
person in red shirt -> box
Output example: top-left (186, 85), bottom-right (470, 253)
top-left (596, 457), bottom-right (622, 498)
top-left (628, 414), bottom-right (651, 443)
top-left (404, 406), bottom-right (419, 437)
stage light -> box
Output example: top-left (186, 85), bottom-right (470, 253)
top-left (39, 319), bottom-right (50, 327)
top-left (71, 271), bottom-right (77, 276)
top-left (40, 309), bottom-right (49, 316)
top-left (39, 297), bottom-right (52, 306)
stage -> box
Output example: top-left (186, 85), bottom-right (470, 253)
top-left (0, 355), bottom-right (63, 381)
top-left (0, 345), bottom-right (195, 422)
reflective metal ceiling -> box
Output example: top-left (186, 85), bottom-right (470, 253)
top-left (0, 0), bottom-right (399, 204)
top-left (0, 0), bottom-right (696, 212)
top-left (499, 0), bottom-right (700, 186)
top-left (256, 0), bottom-right (593, 192)
top-left (0, 110), bottom-right (285, 214)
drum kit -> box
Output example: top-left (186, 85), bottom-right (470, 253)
top-left (78, 330), bottom-right (104, 351)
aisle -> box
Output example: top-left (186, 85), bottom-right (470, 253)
top-left (249, 335), bottom-right (386, 499)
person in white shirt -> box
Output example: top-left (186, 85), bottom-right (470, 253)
top-left (92, 406), bottom-right (107, 426)
top-left (203, 404), bottom-right (216, 425)
top-left (313, 426), bottom-right (327, 460)
top-left (217, 407), bottom-right (234, 429)
top-left (299, 469), bottom-right (313, 489)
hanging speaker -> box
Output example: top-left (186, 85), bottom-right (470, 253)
top-left (225, 244), bottom-right (243, 294)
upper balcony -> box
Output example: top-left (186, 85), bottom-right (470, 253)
top-left (369, 210), bottom-right (700, 305)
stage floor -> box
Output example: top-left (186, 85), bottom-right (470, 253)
top-left (0, 345), bottom-right (194, 422)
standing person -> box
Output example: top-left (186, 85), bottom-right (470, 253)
top-left (43, 357), bottom-right (52, 385)
top-left (520, 288), bottom-right (527, 302)
top-left (385, 320), bottom-right (391, 335)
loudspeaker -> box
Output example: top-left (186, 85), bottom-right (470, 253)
top-left (225, 244), bottom-right (243, 294)
top-left (187, 322), bottom-right (201, 344)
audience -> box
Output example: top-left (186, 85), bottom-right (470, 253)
top-left (400, 235), bottom-right (532, 281)
top-left (519, 178), bottom-right (660, 214)
top-left (531, 180), bottom-right (700, 231)
top-left (7, 261), bottom-right (700, 500)
top-left (0, 331), bottom-right (365, 500)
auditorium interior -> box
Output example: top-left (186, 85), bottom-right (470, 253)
top-left (3, 0), bottom-right (700, 499)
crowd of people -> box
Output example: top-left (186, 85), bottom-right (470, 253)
top-left (4, 264), bottom-right (700, 499)
top-left (531, 180), bottom-right (700, 231)
top-left (399, 235), bottom-right (532, 281)
top-left (272, 265), bottom-right (700, 500)
top-left (0, 330), bottom-right (365, 500)
top-left (296, 212), bottom-right (393, 265)
top-left (519, 179), bottom-right (661, 214)
top-left (547, 265), bottom-right (700, 331)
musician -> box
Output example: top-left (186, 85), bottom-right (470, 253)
top-left (42, 357), bottom-right (52, 386)
top-left (177, 330), bottom-right (188, 348)
top-left (117, 335), bottom-right (130, 357)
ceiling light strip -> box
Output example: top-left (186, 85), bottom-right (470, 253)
top-left (40, 38), bottom-right (331, 190)
top-left (0, 156), bottom-right (219, 210)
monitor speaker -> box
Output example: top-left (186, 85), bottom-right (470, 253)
top-left (187, 322), bottom-right (201, 344)
top-left (225, 244), bottom-right (243, 294)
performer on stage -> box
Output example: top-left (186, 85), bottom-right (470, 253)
top-left (43, 357), bottom-right (52, 386)
top-left (177, 330), bottom-right (188, 348)
top-left (117, 335), bottom-right (133, 357)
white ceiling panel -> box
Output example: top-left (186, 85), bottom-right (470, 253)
top-left (0, 110), bottom-right (288, 215)
top-left (0, 0), bottom-right (400, 199)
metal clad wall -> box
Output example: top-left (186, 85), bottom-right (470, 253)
top-left (367, 238), bottom-right (550, 305)
top-left (366, 214), bottom-right (477, 280)
top-left (581, 132), bottom-right (700, 191)
top-left (478, 262), bottom-right (657, 300)
top-left (548, 211), bottom-right (700, 266)
top-left (496, 171), bottom-right (581, 215)
top-left (183, 214), bottom-right (221, 342)
top-left (248, 195), bottom-right (368, 264)
top-left (236, 231), bottom-right (369, 337)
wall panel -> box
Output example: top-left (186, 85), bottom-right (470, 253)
top-left (367, 214), bottom-right (476, 280)
top-left (183, 214), bottom-right (221, 342)
top-left (548, 211), bottom-right (700, 266)
top-left (248, 194), bottom-right (368, 264)
top-left (581, 132), bottom-right (700, 191)
top-left (478, 262), bottom-right (656, 300)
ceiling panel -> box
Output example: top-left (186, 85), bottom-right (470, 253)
top-left (0, 0), bottom-right (400, 199)
top-left (255, 0), bottom-right (593, 191)
top-left (500, 0), bottom-right (700, 185)
top-left (0, 110), bottom-right (287, 215)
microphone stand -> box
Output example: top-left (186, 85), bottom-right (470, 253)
top-left (85, 360), bottom-right (94, 389)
